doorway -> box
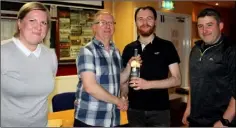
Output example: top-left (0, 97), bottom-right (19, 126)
top-left (156, 11), bottom-right (192, 88)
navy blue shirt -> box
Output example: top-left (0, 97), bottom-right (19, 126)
top-left (122, 36), bottom-right (180, 110)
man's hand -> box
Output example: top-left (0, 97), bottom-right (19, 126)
top-left (182, 107), bottom-right (190, 126)
top-left (120, 55), bottom-right (142, 85)
top-left (127, 55), bottom-right (142, 68)
top-left (129, 77), bottom-right (149, 90)
top-left (74, 99), bottom-right (78, 106)
top-left (214, 120), bottom-right (225, 127)
top-left (116, 97), bottom-right (128, 111)
top-left (120, 91), bottom-right (128, 100)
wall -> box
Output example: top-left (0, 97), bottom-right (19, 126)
top-left (229, 4), bottom-right (236, 42)
top-left (112, 1), bottom-right (194, 53)
top-left (111, 1), bottom-right (234, 51)
top-left (87, 1), bottom-right (192, 53)
top-left (57, 1), bottom-right (234, 76)
top-left (172, 1), bottom-right (193, 15)
top-left (57, 64), bottom-right (77, 76)
top-left (104, 1), bottom-right (113, 13)
top-left (113, 1), bottom-right (134, 53)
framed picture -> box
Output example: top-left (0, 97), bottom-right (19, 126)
top-left (41, 1), bottom-right (104, 9)
top-left (56, 8), bottom-right (98, 65)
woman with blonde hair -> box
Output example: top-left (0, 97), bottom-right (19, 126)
top-left (1, 2), bottom-right (57, 127)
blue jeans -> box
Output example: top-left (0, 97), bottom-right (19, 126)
top-left (127, 108), bottom-right (170, 127)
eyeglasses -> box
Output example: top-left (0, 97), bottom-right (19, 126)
top-left (94, 20), bottom-right (116, 26)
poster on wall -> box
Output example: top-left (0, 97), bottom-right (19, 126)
top-left (58, 8), bottom-right (98, 63)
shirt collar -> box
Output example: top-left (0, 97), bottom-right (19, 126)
top-left (141, 43), bottom-right (146, 50)
top-left (12, 37), bottom-right (41, 58)
top-left (92, 37), bottom-right (116, 50)
top-left (137, 34), bottom-right (155, 44)
top-left (136, 34), bottom-right (158, 49)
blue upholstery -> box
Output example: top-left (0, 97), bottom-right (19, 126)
top-left (52, 92), bottom-right (76, 112)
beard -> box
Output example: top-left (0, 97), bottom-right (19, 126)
top-left (137, 24), bottom-right (156, 37)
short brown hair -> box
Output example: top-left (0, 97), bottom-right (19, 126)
top-left (197, 8), bottom-right (221, 24)
top-left (135, 6), bottom-right (157, 21)
top-left (14, 2), bottom-right (51, 37)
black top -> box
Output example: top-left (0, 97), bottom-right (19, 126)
top-left (122, 36), bottom-right (180, 111)
top-left (189, 35), bottom-right (236, 126)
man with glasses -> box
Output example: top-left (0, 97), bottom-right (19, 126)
top-left (121, 6), bottom-right (181, 126)
top-left (74, 10), bottom-right (141, 127)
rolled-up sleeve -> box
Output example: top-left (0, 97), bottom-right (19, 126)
top-left (76, 47), bottom-right (95, 74)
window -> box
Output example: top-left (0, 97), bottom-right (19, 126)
top-left (1, 18), bottom-right (17, 42)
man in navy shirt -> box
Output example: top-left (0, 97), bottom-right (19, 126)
top-left (121, 6), bottom-right (181, 127)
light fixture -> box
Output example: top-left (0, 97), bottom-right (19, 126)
top-left (161, 0), bottom-right (174, 10)
top-left (215, 3), bottom-right (219, 6)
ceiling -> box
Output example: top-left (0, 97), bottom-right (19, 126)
top-left (197, 1), bottom-right (235, 9)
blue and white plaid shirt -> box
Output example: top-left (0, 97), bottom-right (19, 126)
top-left (75, 37), bottom-right (122, 127)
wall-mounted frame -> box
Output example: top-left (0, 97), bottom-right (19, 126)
top-left (1, 0), bottom-right (104, 10)
top-left (56, 7), bottom-right (98, 65)
top-left (41, 1), bottom-right (104, 9)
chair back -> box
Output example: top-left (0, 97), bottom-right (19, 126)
top-left (52, 92), bottom-right (75, 112)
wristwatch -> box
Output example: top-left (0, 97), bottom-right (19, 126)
top-left (220, 118), bottom-right (230, 126)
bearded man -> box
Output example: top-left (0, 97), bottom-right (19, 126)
top-left (121, 6), bottom-right (181, 127)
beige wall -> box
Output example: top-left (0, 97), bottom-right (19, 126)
top-left (104, 1), bottom-right (113, 13)
top-left (103, 1), bottom-right (233, 50)
top-left (172, 1), bottom-right (193, 15)
top-left (114, 2), bottom-right (134, 53)
top-left (104, 1), bottom-right (194, 53)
